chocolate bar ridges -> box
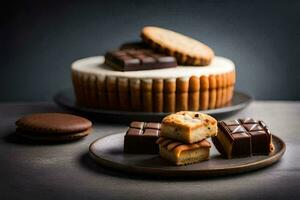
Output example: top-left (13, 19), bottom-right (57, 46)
top-left (124, 121), bottom-right (161, 154)
top-left (104, 48), bottom-right (177, 71)
top-left (216, 118), bottom-right (272, 158)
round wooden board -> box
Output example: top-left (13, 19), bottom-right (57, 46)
top-left (54, 89), bottom-right (252, 122)
top-left (89, 133), bottom-right (285, 177)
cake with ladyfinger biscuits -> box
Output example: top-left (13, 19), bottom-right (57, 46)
top-left (72, 56), bottom-right (235, 112)
top-left (71, 26), bottom-right (236, 113)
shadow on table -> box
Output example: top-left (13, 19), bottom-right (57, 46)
top-left (3, 131), bottom-right (84, 146)
top-left (78, 151), bottom-right (283, 182)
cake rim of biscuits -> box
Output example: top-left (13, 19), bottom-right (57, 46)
top-left (72, 56), bottom-right (235, 79)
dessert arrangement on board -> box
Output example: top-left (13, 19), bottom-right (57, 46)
top-left (71, 26), bottom-right (236, 113)
top-left (13, 26), bottom-right (284, 176)
top-left (123, 112), bottom-right (274, 166)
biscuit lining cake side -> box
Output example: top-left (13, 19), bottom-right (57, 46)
top-left (72, 56), bottom-right (236, 112)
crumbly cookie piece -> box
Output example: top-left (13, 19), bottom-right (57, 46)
top-left (160, 111), bottom-right (217, 144)
top-left (141, 26), bottom-right (214, 66)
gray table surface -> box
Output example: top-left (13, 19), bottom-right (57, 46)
top-left (0, 101), bottom-right (299, 200)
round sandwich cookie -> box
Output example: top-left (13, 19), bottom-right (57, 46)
top-left (15, 113), bottom-right (92, 141)
top-left (141, 26), bottom-right (214, 66)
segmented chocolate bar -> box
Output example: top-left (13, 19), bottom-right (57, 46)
top-left (124, 121), bottom-right (161, 154)
top-left (214, 118), bottom-right (272, 158)
top-left (105, 49), bottom-right (177, 71)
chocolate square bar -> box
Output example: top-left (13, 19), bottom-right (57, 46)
top-left (213, 118), bottom-right (272, 158)
top-left (124, 121), bottom-right (161, 154)
top-left (104, 47), bottom-right (177, 71)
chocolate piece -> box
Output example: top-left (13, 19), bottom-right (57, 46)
top-left (104, 47), bottom-right (177, 71)
top-left (213, 118), bottom-right (272, 158)
top-left (124, 121), bottom-right (161, 154)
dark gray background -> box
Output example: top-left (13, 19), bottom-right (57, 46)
top-left (1, 0), bottom-right (299, 102)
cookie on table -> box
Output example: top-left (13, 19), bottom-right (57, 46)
top-left (160, 111), bottom-right (217, 144)
top-left (141, 26), bottom-right (214, 66)
top-left (15, 113), bottom-right (92, 141)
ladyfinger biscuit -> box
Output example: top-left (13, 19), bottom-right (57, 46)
top-left (208, 75), bottom-right (217, 109)
top-left (87, 74), bottom-right (98, 108)
top-left (221, 73), bottom-right (227, 107)
top-left (106, 76), bottom-right (119, 109)
top-left (200, 76), bottom-right (209, 110)
top-left (96, 75), bottom-right (108, 108)
top-left (77, 72), bottom-right (86, 106)
top-left (118, 77), bottom-right (130, 110)
top-left (227, 71), bottom-right (236, 103)
top-left (153, 79), bottom-right (164, 112)
top-left (72, 71), bottom-right (82, 105)
top-left (163, 78), bottom-right (176, 113)
top-left (141, 26), bottom-right (214, 66)
top-left (141, 79), bottom-right (153, 112)
top-left (176, 77), bottom-right (189, 111)
top-left (188, 76), bottom-right (200, 111)
top-left (130, 78), bottom-right (141, 111)
top-left (82, 73), bottom-right (92, 107)
top-left (215, 74), bottom-right (223, 108)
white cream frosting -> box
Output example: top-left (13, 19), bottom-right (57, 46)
top-left (72, 56), bottom-right (235, 79)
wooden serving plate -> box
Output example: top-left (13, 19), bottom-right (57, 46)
top-left (89, 133), bottom-right (285, 177)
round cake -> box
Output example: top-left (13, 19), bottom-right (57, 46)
top-left (71, 56), bottom-right (236, 112)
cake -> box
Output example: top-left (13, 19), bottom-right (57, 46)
top-left (71, 56), bottom-right (236, 112)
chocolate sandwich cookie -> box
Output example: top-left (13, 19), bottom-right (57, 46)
top-left (141, 26), bottom-right (214, 66)
top-left (15, 113), bottom-right (92, 141)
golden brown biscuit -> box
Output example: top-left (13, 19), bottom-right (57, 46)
top-left (161, 111), bottom-right (217, 144)
top-left (106, 76), bottom-right (118, 109)
top-left (157, 137), bottom-right (211, 165)
top-left (208, 75), bottom-right (217, 109)
top-left (141, 26), bottom-right (214, 66)
top-left (200, 76), bottom-right (209, 110)
top-left (141, 79), bottom-right (153, 112)
top-left (118, 77), bottom-right (130, 110)
top-left (153, 79), bottom-right (164, 112)
top-left (176, 77), bottom-right (189, 111)
top-left (163, 78), bottom-right (176, 113)
top-left (129, 78), bottom-right (141, 111)
top-left (188, 76), bottom-right (200, 111)
top-left (96, 75), bottom-right (108, 108)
